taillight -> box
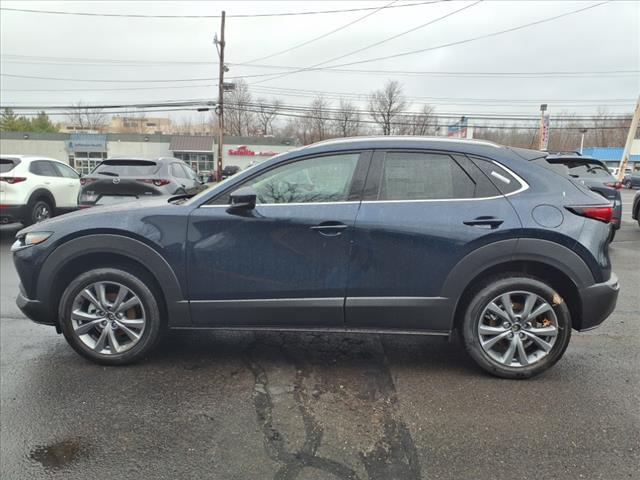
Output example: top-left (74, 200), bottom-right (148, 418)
top-left (80, 177), bottom-right (97, 186)
top-left (566, 205), bottom-right (613, 223)
top-left (135, 179), bottom-right (170, 187)
top-left (604, 181), bottom-right (622, 189)
top-left (0, 176), bottom-right (27, 184)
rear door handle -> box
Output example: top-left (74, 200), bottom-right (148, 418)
top-left (310, 222), bottom-right (348, 236)
top-left (463, 216), bottom-right (504, 229)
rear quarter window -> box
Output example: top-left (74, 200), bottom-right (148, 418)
top-left (0, 157), bottom-right (19, 173)
top-left (93, 160), bottom-right (159, 176)
top-left (469, 157), bottom-right (524, 195)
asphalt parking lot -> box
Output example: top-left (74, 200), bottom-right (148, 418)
top-left (1, 189), bottom-right (638, 480)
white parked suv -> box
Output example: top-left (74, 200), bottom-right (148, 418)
top-left (0, 155), bottom-right (81, 225)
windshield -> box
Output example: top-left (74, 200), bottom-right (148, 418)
top-left (92, 159), bottom-right (159, 177)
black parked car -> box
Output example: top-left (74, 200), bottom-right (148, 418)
top-left (13, 137), bottom-right (619, 378)
top-left (545, 155), bottom-right (622, 233)
top-left (623, 171), bottom-right (640, 189)
top-left (78, 157), bottom-right (207, 207)
top-left (632, 190), bottom-right (640, 227)
top-left (221, 165), bottom-right (240, 179)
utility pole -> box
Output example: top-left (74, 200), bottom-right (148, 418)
top-left (538, 104), bottom-right (548, 151)
top-left (215, 11), bottom-right (226, 181)
top-left (616, 95), bottom-right (640, 181)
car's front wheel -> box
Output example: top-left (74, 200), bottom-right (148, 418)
top-left (58, 268), bottom-right (163, 365)
top-left (461, 275), bottom-right (572, 379)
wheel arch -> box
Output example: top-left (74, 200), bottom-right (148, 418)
top-left (27, 188), bottom-right (56, 209)
top-left (444, 238), bottom-right (594, 331)
top-left (39, 234), bottom-right (190, 328)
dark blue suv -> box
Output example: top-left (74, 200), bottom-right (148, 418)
top-left (11, 137), bottom-right (619, 378)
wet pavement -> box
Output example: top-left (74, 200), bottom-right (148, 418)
top-left (1, 189), bottom-right (638, 479)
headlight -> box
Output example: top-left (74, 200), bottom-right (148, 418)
top-left (11, 231), bottom-right (53, 251)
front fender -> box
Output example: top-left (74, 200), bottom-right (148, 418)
top-left (37, 234), bottom-right (190, 325)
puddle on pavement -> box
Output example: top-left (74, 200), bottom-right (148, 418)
top-left (29, 438), bottom-right (85, 469)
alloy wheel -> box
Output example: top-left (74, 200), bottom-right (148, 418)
top-left (477, 291), bottom-right (558, 368)
top-left (34, 204), bottom-right (51, 222)
top-left (70, 281), bottom-right (146, 355)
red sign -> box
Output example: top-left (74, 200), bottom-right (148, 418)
top-left (228, 145), bottom-right (277, 157)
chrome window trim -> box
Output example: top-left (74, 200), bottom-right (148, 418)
top-left (200, 200), bottom-right (360, 208)
top-left (199, 160), bottom-right (529, 207)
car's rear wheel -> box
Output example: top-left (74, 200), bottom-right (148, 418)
top-left (25, 198), bottom-right (52, 225)
top-left (461, 275), bottom-right (571, 379)
top-left (58, 268), bottom-right (163, 365)
top-left (625, 180), bottom-right (632, 189)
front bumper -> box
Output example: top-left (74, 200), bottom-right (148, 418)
top-left (16, 286), bottom-right (55, 326)
top-left (577, 273), bottom-right (619, 331)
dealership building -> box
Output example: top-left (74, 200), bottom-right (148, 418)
top-left (0, 131), bottom-right (297, 175)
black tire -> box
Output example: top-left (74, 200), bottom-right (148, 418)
top-left (24, 198), bottom-right (53, 226)
top-left (625, 180), bottom-right (632, 189)
top-left (460, 275), bottom-right (572, 379)
top-left (609, 228), bottom-right (616, 243)
top-left (58, 267), bottom-right (163, 366)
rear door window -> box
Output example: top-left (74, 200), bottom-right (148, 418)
top-left (93, 160), bottom-right (158, 177)
top-left (52, 162), bottom-right (80, 179)
top-left (378, 152), bottom-right (479, 200)
top-left (29, 160), bottom-right (59, 177)
top-left (171, 163), bottom-right (188, 179)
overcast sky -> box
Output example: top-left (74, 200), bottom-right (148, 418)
top-left (0, 0), bottom-right (638, 124)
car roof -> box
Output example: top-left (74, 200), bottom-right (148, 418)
top-left (0, 154), bottom-right (65, 162)
top-left (288, 135), bottom-right (543, 158)
top-left (105, 157), bottom-right (177, 162)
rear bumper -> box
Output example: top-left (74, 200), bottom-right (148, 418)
top-left (16, 286), bottom-right (55, 326)
top-left (0, 204), bottom-right (26, 223)
top-left (577, 273), bottom-right (619, 331)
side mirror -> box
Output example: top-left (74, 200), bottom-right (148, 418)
top-left (228, 186), bottom-right (257, 211)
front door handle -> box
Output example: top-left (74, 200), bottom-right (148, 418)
top-left (310, 222), bottom-right (348, 236)
top-left (463, 216), bottom-right (504, 229)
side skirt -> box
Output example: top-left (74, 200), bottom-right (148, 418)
top-left (168, 325), bottom-right (451, 337)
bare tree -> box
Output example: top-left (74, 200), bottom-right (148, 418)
top-left (65, 102), bottom-right (107, 132)
top-left (308, 95), bottom-right (331, 142)
top-left (255, 98), bottom-right (282, 135)
top-left (368, 80), bottom-right (408, 135)
top-left (332, 99), bottom-right (361, 137)
top-left (224, 79), bottom-right (255, 136)
top-left (397, 104), bottom-right (436, 136)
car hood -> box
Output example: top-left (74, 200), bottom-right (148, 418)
top-left (17, 197), bottom-right (173, 236)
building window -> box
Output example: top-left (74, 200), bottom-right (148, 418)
top-left (173, 152), bottom-right (214, 173)
top-left (73, 151), bottom-right (107, 175)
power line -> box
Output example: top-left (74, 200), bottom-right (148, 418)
top-left (1, 84), bottom-right (217, 92)
top-left (248, 0), bottom-right (612, 83)
top-left (0, 2), bottom-right (435, 19)
top-left (3, 54), bottom-right (636, 79)
top-left (249, 0), bottom-right (482, 85)
top-left (231, 63), bottom-right (640, 78)
top-left (0, 73), bottom-right (220, 83)
top-left (240, 0), bottom-right (401, 64)
top-left (3, 99), bottom-right (632, 122)
top-left (223, 104), bottom-right (630, 130)
top-left (250, 0), bottom-right (482, 85)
